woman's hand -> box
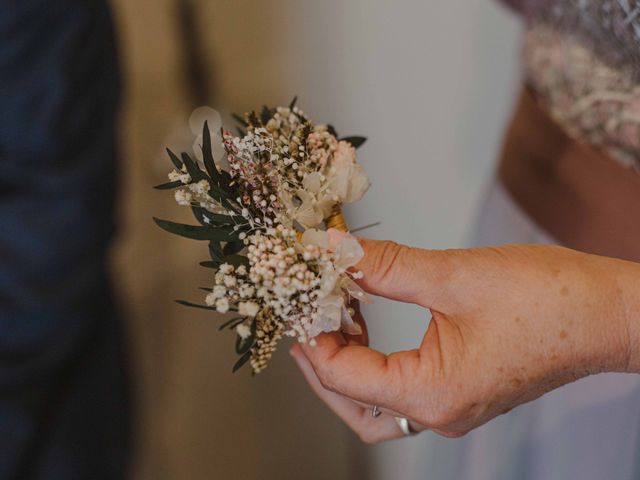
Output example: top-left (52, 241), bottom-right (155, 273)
top-left (290, 234), bottom-right (640, 443)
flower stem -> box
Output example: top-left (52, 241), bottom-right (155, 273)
top-left (326, 205), bottom-right (349, 232)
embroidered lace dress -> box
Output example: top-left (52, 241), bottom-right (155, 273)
top-left (506, 0), bottom-right (640, 170)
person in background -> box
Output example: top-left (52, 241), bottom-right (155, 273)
top-left (292, 2), bottom-right (640, 479)
top-left (0, 1), bottom-right (130, 478)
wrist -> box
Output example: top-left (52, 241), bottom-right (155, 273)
top-left (617, 260), bottom-right (640, 373)
top-left (599, 256), bottom-right (640, 374)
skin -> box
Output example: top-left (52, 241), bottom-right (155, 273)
top-left (291, 233), bottom-right (640, 444)
top-left (291, 87), bottom-right (640, 443)
top-left (289, 83), bottom-right (640, 442)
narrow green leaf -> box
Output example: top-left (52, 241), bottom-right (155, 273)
top-left (235, 332), bottom-right (255, 355)
top-left (219, 316), bottom-right (245, 331)
top-left (289, 96), bottom-right (298, 109)
top-left (181, 152), bottom-right (208, 182)
top-left (176, 299), bottom-right (238, 313)
top-left (202, 121), bottom-right (222, 184)
top-left (209, 240), bottom-right (224, 260)
top-left (232, 350), bottom-right (252, 373)
top-left (200, 260), bottom-right (220, 269)
top-left (260, 105), bottom-right (272, 124)
top-left (153, 180), bottom-right (183, 190)
top-left (207, 182), bottom-right (234, 202)
top-left (166, 148), bottom-right (183, 170)
top-left (205, 212), bottom-right (236, 225)
top-left (327, 124), bottom-right (339, 138)
top-left (175, 300), bottom-right (217, 311)
top-left (248, 111), bottom-right (260, 127)
top-left (220, 170), bottom-right (234, 186)
top-left (232, 113), bottom-right (248, 127)
top-left (223, 240), bottom-right (245, 256)
top-left (201, 255), bottom-right (248, 269)
top-left (191, 206), bottom-right (209, 226)
top-left (191, 206), bottom-right (235, 227)
top-left (340, 136), bottom-right (367, 149)
top-left (154, 218), bottom-right (238, 241)
top-left (222, 254), bottom-right (249, 268)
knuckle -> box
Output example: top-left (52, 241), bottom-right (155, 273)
top-left (424, 397), bottom-right (482, 433)
top-left (427, 414), bottom-right (452, 432)
top-left (423, 402), bottom-right (464, 431)
top-left (358, 429), bottom-right (382, 445)
top-left (315, 364), bottom-right (337, 392)
top-left (437, 429), bottom-right (468, 439)
top-left (373, 241), bottom-right (406, 282)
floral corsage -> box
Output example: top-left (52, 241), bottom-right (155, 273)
top-left (154, 99), bottom-right (372, 373)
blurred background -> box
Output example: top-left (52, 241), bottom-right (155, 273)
top-left (37, 0), bottom-right (520, 478)
top-left (110, 1), bottom-right (522, 478)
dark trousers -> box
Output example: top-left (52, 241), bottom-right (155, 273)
top-left (0, 0), bottom-right (130, 478)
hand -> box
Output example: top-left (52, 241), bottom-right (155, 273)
top-left (291, 235), bottom-right (640, 443)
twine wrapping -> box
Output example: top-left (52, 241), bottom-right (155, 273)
top-left (326, 205), bottom-right (349, 233)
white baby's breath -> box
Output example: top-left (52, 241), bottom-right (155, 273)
top-left (236, 323), bottom-right (252, 339)
top-left (174, 189), bottom-right (192, 206)
top-left (239, 301), bottom-right (260, 317)
top-left (215, 298), bottom-right (230, 314)
top-left (164, 102), bottom-right (371, 373)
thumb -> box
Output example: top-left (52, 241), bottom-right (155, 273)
top-left (340, 236), bottom-right (444, 306)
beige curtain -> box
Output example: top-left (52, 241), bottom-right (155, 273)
top-left (110, 0), bottom-right (366, 478)
top-left (108, 0), bottom-right (520, 478)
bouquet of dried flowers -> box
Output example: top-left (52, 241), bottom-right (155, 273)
top-left (154, 99), bottom-right (371, 373)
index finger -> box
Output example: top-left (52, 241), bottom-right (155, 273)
top-left (299, 331), bottom-right (421, 412)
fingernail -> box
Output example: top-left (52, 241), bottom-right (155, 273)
top-left (290, 345), bottom-right (301, 359)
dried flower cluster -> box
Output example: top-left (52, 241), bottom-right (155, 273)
top-left (154, 99), bottom-right (371, 373)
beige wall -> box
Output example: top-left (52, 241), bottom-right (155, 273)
top-left (109, 1), bottom-right (520, 479)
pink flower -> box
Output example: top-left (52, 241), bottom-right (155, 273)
top-left (326, 141), bottom-right (370, 204)
top-left (332, 141), bottom-right (357, 170)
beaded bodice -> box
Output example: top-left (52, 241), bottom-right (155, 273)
top-left (504, 0), bottom-right (640, 170)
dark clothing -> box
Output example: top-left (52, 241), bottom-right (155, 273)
top-left (0, 0), bottom-right (129, 478)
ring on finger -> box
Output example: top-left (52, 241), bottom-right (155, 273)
top-left (395, 417), bottom-right (418, 436)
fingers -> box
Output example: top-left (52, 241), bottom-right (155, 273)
top-left (345, 301), bottom-right (369, 347)
top-left (299, 330), bottom-right (421, 411)
top-left (291, 345), bottom-right (406, 443)
top-left (299, 328), bottom-right (478, 438)
top-left (355, 237), bottom-right (448, 308)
